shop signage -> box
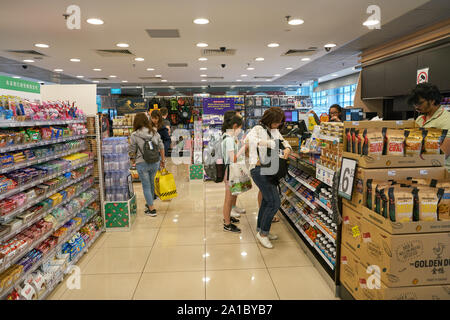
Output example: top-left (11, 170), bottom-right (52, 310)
top-left (203, 97), bottom-right (235, 115)
top-left (338, 157), bottom-right (357, 200)
top-left (115, 97), bottom-right (148, 115)
top-left (416, 68), bottom-right (429, 84)
top-left (0, 75), bottom-right (40, 93)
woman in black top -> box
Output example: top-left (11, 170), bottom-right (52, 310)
top-left (150, 109), bottom-right (171, 157)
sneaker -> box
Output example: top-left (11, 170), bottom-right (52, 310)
top-left (256, 232), bottom-right (274, 249)
top-left (145, 207), bottom-right (157, 217)
top-left (224, 217), bottom-right (240, 224)
top-left (224, 223), bottom-right (241, 233)
top-left (232, 206), bottom-right (246, 214)
top-left (268, 233), bottom-right (278, 240)
top-left (230, 210), bottom-right (241, 218)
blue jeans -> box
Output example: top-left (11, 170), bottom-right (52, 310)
top-left (136, 161), bottom-right (160, 207)
top-left (250, 166), bottom-right (280, 236)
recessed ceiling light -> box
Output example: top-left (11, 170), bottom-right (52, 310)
top-left (109, 75), bottom-right (117, 78)
top-left (285, 67), bottom-right (293, 70)
top-left (200, 67), bottom-right (207, 71)
top-left (246, 67), bottom-right (255, 71)
top-left (70, 58), bottom-right (80, 62)
top-left (146, 68), bottom-right (155, 71)
top-left (93, 80), bottom-right (99, 83)
top-left (161, 79), bottom-right (167, 82)
top-left (76, 75), bottom-right (84, 78)
top-left (13, 76), bottom-right (21, 79)
top-left (255, 57), bottom-right (264, 61)
top-left (301, 58), bottom-right (311, 61)
top-left (93, 68), bottom-right (102, 71)
top-left (274, 74), bottom-right (281, 76)
top-left (116, 43), bottom-right (129, 48)
top-left (193, 18), bottom-right (209, 25)
top-left (267, 43), bottom-right (279, 48)
top-left (265, 79), bottom-right (271, 82)
top-left (198, 57), bottom-right (208, 61)
top-left (201, 79), bottom-right (207, 82)
top-left (240, 74), bottom-right (248, 77)
top-left (135, 57), bottom-right (144, 61)
top-left (122, 80), bottom-right (128, 83)
top-left (288, 19), bottom-right (304, 25)
top-left (53, 69), bottom-right (63, 72)
top-left (324, 43), bottom-right (337, 48)
top-left (332, 74), bottom-right (338, 77)
top-left (236, 79), bottom-right (242, 82)
top-left (200, 74), bottom-right (207, 77)
top-left (363, 19), bottom-right (380, 27)
top-left (87, 18), bottom-right (104, 25)
top-left (196, 43), bottom-right (208, 47)
top-left (34, 43), bottom-right (49, 48)
top-left (23, 59), bottom-right (34, 63)
top-left (155, 75), bottom-right (162, 77)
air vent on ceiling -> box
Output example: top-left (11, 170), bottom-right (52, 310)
top-left (146, 29), bottom-right (180, 38)
top-left (206, 76), bottom-right (224, 80)
top-left (95, 49), bottom-right (134, 57)
top-left (139, 76), bottom-right (163, 80)
top-left (201, 49), bottom-right (236, 56)
top-left (168, 63), bottom-right (188, 67)
top-left (254, 76), bottom-right (273, 79)
top-left (89, 77), bottom-right (109, 81)
top-left (6, 50), bottom-right (47, 58)
top-left (282, 49), bottom-right (316, 56)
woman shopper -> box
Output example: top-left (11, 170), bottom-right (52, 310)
top-left (245, 107), bottom-right (291, 248)
top-left (222, 114), bottom-right (244, 233)
top-left (150, 109), bottom-right (171, 158)
top-left (129, 112), bottom-right (165, 217)
top-left (159, 107), bottom-right (172, 157)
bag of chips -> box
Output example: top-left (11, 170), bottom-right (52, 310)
top-left (383, 128), bottom-right (405, 156)
top-left (388, 186), bottom-right (414, 222)
top-left (404, 129), bottom-right (425, 156)
top-left (423, 128), bottom-right (448, 154)
top-left (436, 182), bottom-right (450, 221)
top-left (375, 183), bottom-right (392, 216)
top-left (363, 128), bottom-right (384, 156)
top-left (412, 187), bottom-right (445, 221)
top-left (346, 128), bottom-right (352, 153)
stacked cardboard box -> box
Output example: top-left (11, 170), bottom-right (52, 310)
top-left (86, 116), bottom-right (96, 135)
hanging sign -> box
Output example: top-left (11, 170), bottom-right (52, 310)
top-left (115, 97), bottom-right (148, 115)
top-left (416, 68), bottom-right (429, 84)
top-left (203, 98), bottom-right (235, 115)
top-left (338, 157), bottom-right (357, 200)
top-left (0, 75), bottom-right (40, 93)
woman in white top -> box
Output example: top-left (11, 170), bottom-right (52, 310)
top-left (244, 107), bottom-right (291, 248)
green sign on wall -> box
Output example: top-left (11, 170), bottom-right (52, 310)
top-left (0, 75), bottom-right (40, 93)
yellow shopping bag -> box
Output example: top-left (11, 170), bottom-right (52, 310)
top-left (154, 168), bottom-right (178, 201)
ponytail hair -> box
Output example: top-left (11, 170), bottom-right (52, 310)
top-left (222, 115), bottom-right (243, 133)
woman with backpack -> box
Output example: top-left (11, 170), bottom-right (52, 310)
top-left (222, 114), bottom-right (244, 233)
top-left (245, 107), bottom-right (291, 248)
top-left (129, 112), bottom-right (166, 217)
top-left (150, 109), bottom-right (171, 158)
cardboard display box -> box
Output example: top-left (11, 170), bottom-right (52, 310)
top-left (340, 244), bottom-right (450, 300)
top-left (342, 203), bottom-right (450, 287)
top-left (343, 152), bottom-right (445, 169)
top-left (350, 166), bottom-right (448, 208)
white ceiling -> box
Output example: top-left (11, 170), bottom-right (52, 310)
top-left (0, 0), bottom-right (430, 85)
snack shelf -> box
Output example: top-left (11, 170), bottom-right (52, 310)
top-left (0, 191), bottom-right (98, 275)
top-left (280, 207), bottom-right (335, 271)
top-left (0, 170), bottom-right (93, 224)
top-left (282, 195), bottom-right (336, 244)
top-left (39, 227), bottom-right (104, 301)
top-left (287, 169), bottom-right (316, 192)
top-left (0, 134), bottom-right (87, 154)
top-left (316, 163), bottom-right (335, 187)
top-left (0, 179), bottom-right (94, 240)
top-left (0, 144), bottom-right (87, 175)
top-left (281, 180), bottom-right (316, 211)
top-left (0, 159), bottom-right (94, 202)
top-left (315, 199), bottom-right (333, 215)
top-left (0, 119), bottom-right (86, 128)
top-left (319, 134), bottom-right (341, 143)
top-left (112, 125), bottom-right (132, 129)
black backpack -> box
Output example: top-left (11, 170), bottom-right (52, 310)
top-left (136, 135), bottom-right (160, 164)
top-left (258, 126), bottom-right (288, 185)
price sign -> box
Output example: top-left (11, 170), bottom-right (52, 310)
top-left (338, 157), bottom-right (357, 200)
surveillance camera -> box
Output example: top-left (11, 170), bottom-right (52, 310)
top-left (325, 47), bottom-right (331, 52)
top-left (221, 64), bottom-right (226, 68)
top-left (22, 65), bottom-right (28, 69)
top-left (220, 47), bottom-right (226, 52)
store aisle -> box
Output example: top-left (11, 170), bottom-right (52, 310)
top-left (48, 161), bottom-right (337, 300)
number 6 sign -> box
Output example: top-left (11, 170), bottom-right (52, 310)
top-left (338, 158), bottom-right (357, 200)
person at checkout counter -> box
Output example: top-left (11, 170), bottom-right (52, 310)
top-left (307, 104), bottom-right (343, 125)
top-left (408, 83), bottom-right (450, 171)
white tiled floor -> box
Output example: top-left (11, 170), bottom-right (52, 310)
top-left (48, 161), bottom-right (337, 300)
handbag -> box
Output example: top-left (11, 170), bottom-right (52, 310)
top-left (154, 168), bottom-right (177, 201)
top-left (228, 162), bottom-right (252, 196)
top-left (258, 126), bottom-right (288, 185)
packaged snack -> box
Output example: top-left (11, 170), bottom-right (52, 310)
top-left (375, 183), bottom-right (392, 215)
top-left (388, 187), bottom-right (414, 222)
top-left (362, 128), bottom-right (384, 156)
top-left (26, 129), bottom-right (41, 142)
top-left (355, 130), bottom-right (363, 154)
top-left (423, 128), bottom-right (448, 154)
top-left (437, 182), bottom-right (450, 221)
top-left (346, 128), bottom-right (352, 153)
top-left (404, 129), bottom-right (425, 156)
top-left (383, 128), bottom-right (405, 156)
top-left (412, 187), bottom-right (445, 221)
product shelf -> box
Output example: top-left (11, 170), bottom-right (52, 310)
top-left (0, 135), bottom-right (87, 155)
top-left (315, 199), bottom-right (333, 215)
top-left (0, 170), bottom-right (93, 224)
top-left (319, 134), bottom-right (341, 143)
top-left (316, 163), bottom-right (335, 187)
top-left (0, 144), bottom-right (87, 175)
top-left (0, 119), bottom-right (86, 128)
top-left (0, 190), bottom-right (98, 275)
top-left (0, 179), bottom-right (94, 241)
top-left (0, 159), bottom-right (93, 202)
top-left (281, 180), bottom-right (316, 211)
top-left (287, 169), bottom-right (317, 192)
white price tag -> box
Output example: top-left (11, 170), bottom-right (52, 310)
top-left (396, 121), bottom-right (403, 125)
top-left (338, 158), bottom-right (357, 201)
top-left (352, 121), bottom-right (359, 126)
top-left (388, 170), bottom-right (396, 176)
top-left (420, 169), bottom-right (428, 175)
